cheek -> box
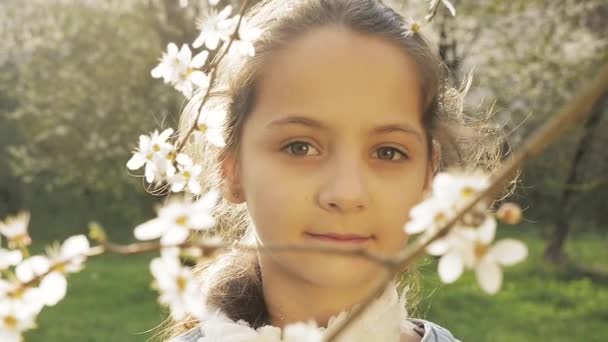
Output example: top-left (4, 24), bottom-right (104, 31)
top-left (239, 146), bottom-right (315, 242)
top-left (374, 171), bottom-right (427, 252)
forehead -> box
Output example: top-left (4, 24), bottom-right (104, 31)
top-left (251, 25), bottom-right (423, 128)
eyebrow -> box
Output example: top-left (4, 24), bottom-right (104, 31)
top-left (266, 114), bottom-right (424, 142)
top-left (266, 115), bottom-right (328, 130)
top-left (371, 123), bottom-right (424, 142)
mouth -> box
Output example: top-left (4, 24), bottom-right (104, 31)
top-left (304, 231), bottom-right (375, 244)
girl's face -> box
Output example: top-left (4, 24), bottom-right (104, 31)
top-left (223, 26), bottom-right (433, 289)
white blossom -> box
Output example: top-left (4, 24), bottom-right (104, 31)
top-left (151, 43), bottom-right (182, 84)
top-left (0, 279), bottom-right (45, 314)
top-left (193, 5), bottom-right (234, 50)
top-left (173, 48), bottom-right (210, 99)
top-left (0, 300), bottom-right (37, 342)
top-left (150, 254), bottom-right (206, 320)
top-left (0, 212), bottom-right (31, 248)
top-left (37, 272), bottom-right (68, 307)
top-left (196, 108), bottom-right (227, 147)
top-left (170, 154), bottom-right (203, 195)
top-left (49, 234), bottom-right (91, 274)
top-left (433, 216), bottom-right (528, 294)
top-left (133, 190), bottom-right (218, 245)
top-left (403, 171), bottom-right (526, 294)
top-left (13, 235), bottom-right (89, 307)
top-left (13, 256), bottom-right (64, 307)
top-left (151, 44), bottom-right (210, 98)
top-left (404, 172), bottom-right (490, 235)
top-left (15, 256), bottom-right (50, 284)
top-left (127, 128), bottom-right (176, 183)
top-left (432, 172), bottom-right (490, 208)
top-left (0, 249), bottom-right (22, 271)
top-left (403, 18), bottom-right (422, 37)
top-left (404, 196), bottom-right (453, 235)
top-left (224, 16), bottom-right (262, 57)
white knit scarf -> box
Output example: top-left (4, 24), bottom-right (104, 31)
top-left (197, 283), bottom-right (418, 342)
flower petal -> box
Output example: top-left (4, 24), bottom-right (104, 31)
top-left (206, 35), bottom-right (220, 50)
top-left (191, 51), bottom-right (209, 68)
top-left (16, 256), bottom-right (51, 282)
top-left (134, 219), bottom-right (166, 240)
top-left (161, 227), bottom-right (189, 246)
top-left (151, 64), bottom-right (165, 79)
top-left (0, 249), bottom-right (22, 269)
top-left (476, 258), bottom-right (502, 294)
top-left (188, 180), bottom-right (202, 195)
top-left (39, 272), bottom-right (67, 306)
top-left (158, 128), bottom-right (175, 141)
top-left (127, 153), bottom-right (146, 170)
top-left (437, 252), bottom-right (463, 283)
top-left (192, 33), bottom-right (205, 49)
top-left (490, 239), bottom-right (528, 266)
top-left (477, 215), bottom-right (497, 244)
top-left (144, 162), bottom-right (156, 183)
top-left (426, 238), bottom-right (450, 256)
top-left (190, 71), bottom-right (209, 89)
top-left (167, 43), bottom-right (178, 55)
top-left (176, 153), bottom-right (192, 167)
top-left (171, 179), bottom-right (186, 193)
top-left (60, 235), bottom-right (90, 260)
top-left (218, 5), bottom-right (233, 19)
top-left (177, 44), bottom-right (192, 63)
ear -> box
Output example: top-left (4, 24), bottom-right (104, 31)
top-left (424, 139), bottom-right (441, 192)
top-left (220, 153), bottom-right (246, 204)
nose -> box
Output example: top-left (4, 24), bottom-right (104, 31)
top-left (317, 157), bottom-right (370, 213)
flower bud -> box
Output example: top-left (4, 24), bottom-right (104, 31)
top-left (496, 202), bottom-right (522, 225)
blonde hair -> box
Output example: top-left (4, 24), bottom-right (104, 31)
top-left (161, 0), bottom-right (504, 338)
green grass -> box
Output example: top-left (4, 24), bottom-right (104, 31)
top-left (20, 230), bottom-right (608, 341)
top-left (415, 229), bottom-right (608, 341)
top-left (23, 254), bottom-right (165, 342)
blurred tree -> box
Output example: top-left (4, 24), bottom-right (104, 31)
top-left (0, 0), bottom-right (204, 236)
top-left (0, 0), bottom-right (187, 199)
top-left (544, 101), bottom-right (607, 264)
top-left (401, 0), bottom-right (607, 227)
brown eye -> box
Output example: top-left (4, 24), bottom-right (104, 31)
top-left (283, 141), bottom-right (319, 156)
top-left (376, 147), bottom-right (408, 161)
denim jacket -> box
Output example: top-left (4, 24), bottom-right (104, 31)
top-left (168, 318), bottom-right (460, 342)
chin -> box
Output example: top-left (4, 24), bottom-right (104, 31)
top-left (297, 254), bottom-right (384, 288)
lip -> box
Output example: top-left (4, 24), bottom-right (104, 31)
top-left (304, 231), bottom-right (374, 244)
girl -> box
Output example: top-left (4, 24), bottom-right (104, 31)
top-left (166, 0), bottom-right (499, 340)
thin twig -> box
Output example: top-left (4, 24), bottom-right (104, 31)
top-left (91, 238), bottom-right (395, 267)
top-left (9, 237), bottom-right (394, 299)
top-left (174, 0), bottom-right (252, 153)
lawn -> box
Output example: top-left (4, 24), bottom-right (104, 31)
top-left (22, 229), bottom-right (608, 341)
top-left (23, 253), bottom-right (165, 342)
top-left (415, 229), bottom-right (608, 341)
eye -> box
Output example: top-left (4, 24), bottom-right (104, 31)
top-left (282, 141), bottom-right (320, 157)
top-left (375, 146), bottom-right (408, 161)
